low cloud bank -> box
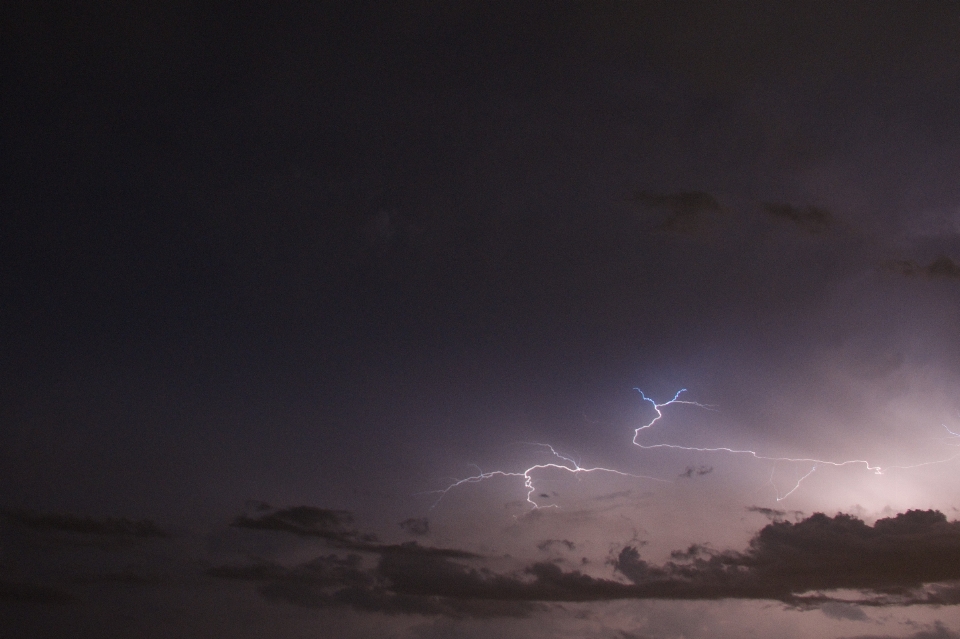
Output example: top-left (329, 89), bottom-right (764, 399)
top-left (210, 508), bottom-right (960, 617)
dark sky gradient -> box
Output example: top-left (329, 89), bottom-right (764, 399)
top-left (4, 3), bottom-right (960, 637)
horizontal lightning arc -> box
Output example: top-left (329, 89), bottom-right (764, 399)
top-left (425, 443), bottom-right (668, 509)
top-left (632, 389), bottom-right (960, 501)
top-left (426, 389), bottom-right (960, 508)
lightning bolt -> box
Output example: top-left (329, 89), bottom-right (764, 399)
top-left (426, 443), bottom-right (668, 509)
top-left (632, 389), bottom-right (960, 501)
top-left (429, 389), bottom-right (960, 508)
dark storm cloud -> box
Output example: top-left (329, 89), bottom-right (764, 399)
top-left (209, 554), bottom-right (370, 590)
top-left (209, 553), bottom-right (540, 618)
top-left (746, 506), bottom-right (787, 520)
top-left (678, 465), bottom-right (713, 479)
top-left (399, 518), bottom-right (430, 537)
top-left (611, 509), bottom-right (960, 604)
top-left (820, 601), bottom-right (869, 621)
top-left (231, 505), bottom-right (477, 558)
top-left (536, 539), bottom-right (576, 552)
top-left (0, 509), bottom-right (169, 538)
top-left (746, 506), bottom-right (804, 522)
top-left (231, 505), bottom-right (365, 544)
top-left (762, 202), bottom-right (834, 234)
top-left (211, 509), bottom-right (960, 617)
top-left (633, 191), bottom-right (723, 234)
top-left (883, 256), bottom-right (960, 280)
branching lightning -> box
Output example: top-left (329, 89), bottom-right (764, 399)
top-left (631, 388), bottom-right (960, 501)
top-left (427, 443), bottom-right (668, 509)
top-left (429, 389), bottom-right (960, 508)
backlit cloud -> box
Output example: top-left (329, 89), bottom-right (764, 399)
top-left (210, 507), bottom-right (960, 617)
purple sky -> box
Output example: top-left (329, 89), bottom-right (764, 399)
top-left (4, 2), bottom-right (960, 637)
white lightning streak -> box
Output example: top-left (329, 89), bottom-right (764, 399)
top-left (429, 389), bottom-right (960, 508)
top-left (427, 443), bottom-right (668, 509)
top-left (632, 389), bottom-right (960, 501)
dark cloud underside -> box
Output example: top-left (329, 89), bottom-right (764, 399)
top-left (208, 509), bottom-right (960, 617)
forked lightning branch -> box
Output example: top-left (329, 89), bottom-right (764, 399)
top-left (427, 389), bottom-right (960, 508)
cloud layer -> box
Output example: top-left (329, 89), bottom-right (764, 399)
top-left (208, 508), bottom-right (960, 617)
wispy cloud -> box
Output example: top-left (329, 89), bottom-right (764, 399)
top-left (883, 256), bottom-right (960, 280)
top-left (678, 465), bottom-right (713, 479)
top-left (232, 505), bottom-right (477, 558)
top-left (762, 202), bottom-right (834, 234)
top-left (399, 518), bottom-right (430, 536)
top-left (0, 509), bottom-right (169, 538)
top-left (633, 191), bottom-right (723, 234)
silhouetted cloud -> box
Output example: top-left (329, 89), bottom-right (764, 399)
top-left (614, 509), bottom-right (960, 605)
top-left (230, 505), bottom-right (477, 558)
top-left (208, 553), bottom-right (539, 618)
top-left (820, 601), bottom-right (869, 621)
top-left (232, 506), bottom-right (367, 544)
top-left (746, 506), bottom-right (786, 520)
top-left (678, 465), bottom-right (713, 478)
top-left (883, 256), bottom-right (960, 280)
top-left (211, 509), bottom-right (960, 617)
top-left (763, 202), bottom-right (834, 233)
top-left (0, 509), bottom-right (169, 538)
top-left (633, 191), bottom-right (723, 234)
top-left (399, 518), bottom-right (430, 536)
top-left (537, 539), bottom-right (576, 552)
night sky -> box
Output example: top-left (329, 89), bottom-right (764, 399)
top-left (5, 3), bottom-right (960, 637)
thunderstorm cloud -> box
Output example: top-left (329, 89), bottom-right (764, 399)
top-left (204, 507), bottom-right (960, 617)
